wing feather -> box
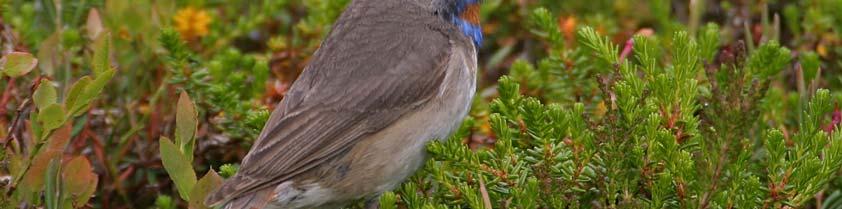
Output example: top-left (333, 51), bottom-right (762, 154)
top-left (207, 0), bottom-right (461, 205)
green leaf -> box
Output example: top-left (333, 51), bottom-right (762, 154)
top-left (176, 92), bottom-right (198, 161)
top-left (804, 89), bottom-right (833, 132)
top-left (218, 164), bottom-right (239, 179)
top-left (44, 159), bottom-right (61, 209)
top-left (578, 26), bottom-right (619, 66)
top-left (28, 107), bottom-right (43, 143)
top-left (698, 23), bottom-right (721, 61)
top-left (823, 190), bottom-right (842, 209)
top-left (1, 52), bottom-right (38, 77)
top-left (747, 41), bottom-right (792, 77)
top-left (60, 156), bottom-right (98, 208)
top-left (92, 34), bottom-right (111, 75)
top-left (159, 137), bottom-right (197, 201)
top-left (84, 68), bottom-right (115, 99)
top-left (156, 195), bottom-right (176, 209)
top-left (189, 170), bottom-right (223, 209)
top-left (71, 68), bottom-right (115, 116)
top-left (65, 76), bottom-right (93, 116)
top-left (38, 104), bottom-right (66, 133)
top-left (529, 8), bottom-right (563, 47)
top-left (379, 192), bottom-right (398, 209)
top-left (33, 81), bottom-right (57, 109)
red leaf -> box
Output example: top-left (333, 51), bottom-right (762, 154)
top-left (61, 156), bottom-right (98, 207)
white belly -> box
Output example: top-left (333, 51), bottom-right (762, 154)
top-left (366, 43), bottom-right (478, 193)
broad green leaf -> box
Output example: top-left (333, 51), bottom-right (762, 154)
top-left (38, 104), bottom-right (66, 133)
top-left (72, 68), bottom-right (115, 116)
top-left (92, 34), bottom-right (111, 75)
top-left (82, 68), bottom-right (115, 99)
top-left (160, 137), bottom-right (197, 201)
top-left (189, 170), bottom-right (223, 209)
top-left (1, 52), bottom-right (38, 77)
top-left (176, 92), bottom-right (198, 161)
top-left (65, 76), bottom-right (93, 117)
top-left (33, 81), bottom-right (57, 109)
top-left (61, 156), bottom-right (98, 208)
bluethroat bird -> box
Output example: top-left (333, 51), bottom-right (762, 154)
top-left (205, 0), bottom-right (482, 208)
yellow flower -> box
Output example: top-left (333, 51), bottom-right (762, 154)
top-left (817, 33), bottom-right (837, 58)
top-left (817, 44), bottom-right (828, 58)
top-left (173, 7), bottom-right (211, 41)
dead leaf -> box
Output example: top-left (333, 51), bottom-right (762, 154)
top-left (189, 170), bottom-right (223, 209)
top-left (175, 92), bottom-right (198, 161)
top-left (17, 124), bottom-right (72, 194)
top-left (61, 156), bottom-right (98, 208)
top-left (86, 8), bottom-right (104, 40)
top-left (479, 177), bottom-right (493, 209)
top-left (37, 32), bottom-right (62, 76)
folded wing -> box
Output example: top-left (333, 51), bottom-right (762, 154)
top-left (206, 0), bottom-right (459, 205)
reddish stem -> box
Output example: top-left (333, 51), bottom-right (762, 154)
top-left (619, 38), bottom-right (635, 62)
top-left (0, 77), bottom-right (16, 116)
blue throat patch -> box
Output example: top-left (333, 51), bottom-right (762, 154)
top-left (453, 18), bottom-right (483, 47)
top-left (450, 0), bottom-right (483, 47)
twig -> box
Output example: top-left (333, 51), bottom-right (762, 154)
top-left (699, 143), bottom-right (730, 209)
top-left (2, 98), bottom-right (30, 151)
top-left (2, 99), bottom-right (29, 196)
top-left (479, 177), bottom-right (493, 209)
top-left (0, 77), bottom-right (15, 116)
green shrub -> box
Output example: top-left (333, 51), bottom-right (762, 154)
top-left (379, 11), bottom-right (842, 209)
top-left (1, 35), bottom-right (114, 209)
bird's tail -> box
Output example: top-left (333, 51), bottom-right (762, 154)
top-left (209, 187), bottom-right (275, 209)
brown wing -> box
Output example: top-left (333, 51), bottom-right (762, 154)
top-left (206, 0), bottom-right (461, 205)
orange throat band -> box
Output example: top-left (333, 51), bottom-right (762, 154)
top-left (460, 4), bottom-right (481, 25)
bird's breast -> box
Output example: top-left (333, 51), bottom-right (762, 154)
top-left (321, 42), bottom-right (478, 200)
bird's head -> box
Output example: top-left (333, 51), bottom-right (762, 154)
top-left (440, 0), bottom-right (483, 47)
